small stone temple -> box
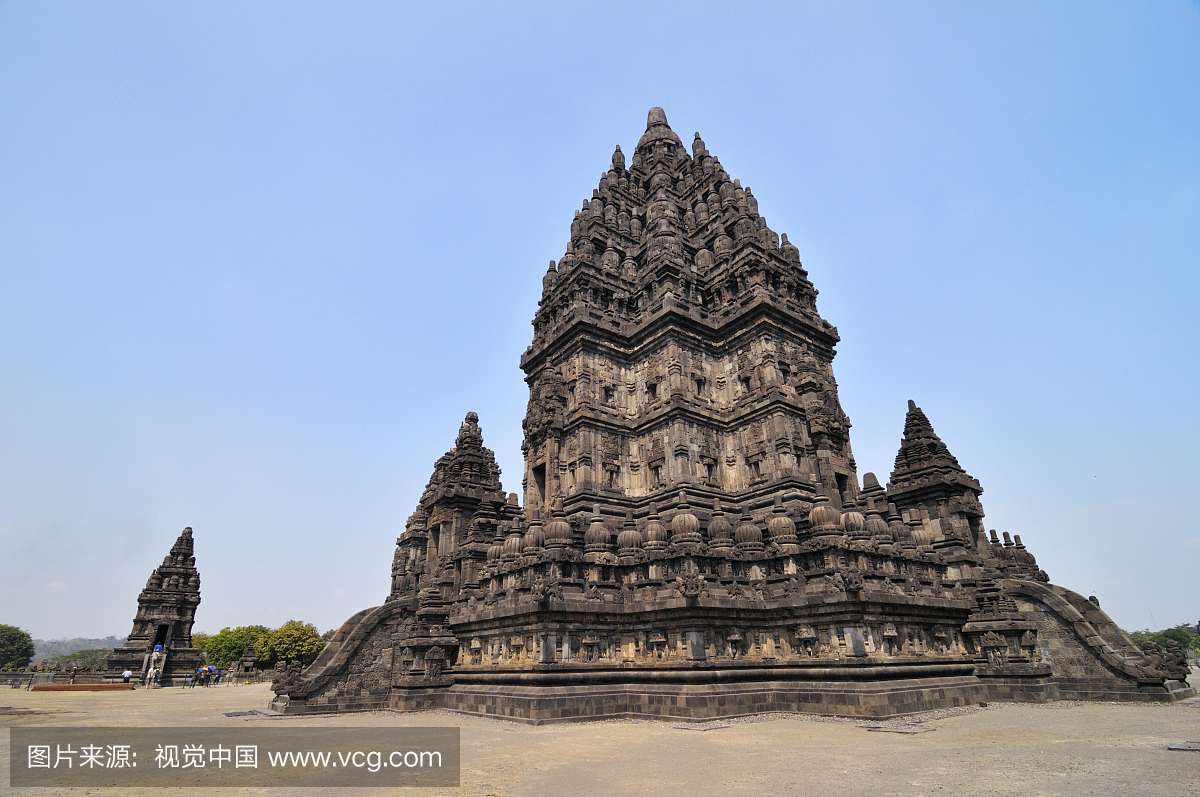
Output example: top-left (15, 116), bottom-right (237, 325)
top-left (270, 109), bottom-right (1192, 720)
top-left (107, 527), bottom-right (203, 685)
top-left (234, 641), bottom-right (259, 677)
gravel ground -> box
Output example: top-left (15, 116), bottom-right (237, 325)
top-left (2, 682), bottom-right (1199, 796)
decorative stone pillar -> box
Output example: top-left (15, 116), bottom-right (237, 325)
top-left (670, 492), bottom-right (701, 544)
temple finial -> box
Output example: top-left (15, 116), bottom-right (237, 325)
top-left (889, 400), bottom-right (973, 494)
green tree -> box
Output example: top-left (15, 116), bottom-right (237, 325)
top-left (259, 621), bottom-right (326, 668)
top-left (202, 626), bottom-right (271, 669)
top-left (51, 649), bottom-right (111, 671)
top-left (321, 628), bottom-right (336, 643)
top-left (1160, 626), bottom-right (1200, 651)
top-left (191, 632), bottom-right (210, 657)
top-left (1126, 624), bottom-right (1200, 652)
top-left (0, 624), bottom-right (36, 671)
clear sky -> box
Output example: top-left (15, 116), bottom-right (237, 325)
top-left (1, 3), bottom-right (1197, 639)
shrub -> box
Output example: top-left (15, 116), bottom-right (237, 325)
top-left (202, 626), bottom-right (271, 669)
top-left (258, 621), bottom-right (326, 669)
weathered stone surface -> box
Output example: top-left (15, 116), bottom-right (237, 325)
top-left (106, 527), bottom-right (203, 686)
top-left (270, 109), bottom-right (1191, 720)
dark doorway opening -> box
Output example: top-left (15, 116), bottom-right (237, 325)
top-left (532, 464), bottom-right (546, 508)
top-left (835, 473), bottom-right (849, 506)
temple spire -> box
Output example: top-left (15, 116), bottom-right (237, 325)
top-left (887, 400), bottom-right (982, 511)
top-left (891, 400), bottom-right (964, 480)
top-left (525, 108), bottom-right (840, 503)
top-left (105, 527), bottom-right (203, 685)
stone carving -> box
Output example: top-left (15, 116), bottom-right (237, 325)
top-left (424, 647), bottom-right (446, 680)
top-left (843, 570), bottom-right (865, 593)
top-left (824, 572), bottom-right (846, 593)
top-left (673, 564), bottom-right (709, 599)
top-left (272, 660), bottom-right (303, 693)
top-left (1164, 640), bottom-right (1191, 681)
top-left (523, 370), bottom-right (568, 448)
top-left (977, 632), bottom-right (1009, 669)
top-left (617, 582), bottom-right (634, 605)
top-left (1138, 642), bottom-right (1169, 680)
top-left (782, 575), bottom-right (806, 597)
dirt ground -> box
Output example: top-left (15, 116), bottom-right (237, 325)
top-left (2, 681), bottom-right (1199, 796)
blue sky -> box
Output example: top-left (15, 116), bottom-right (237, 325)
top-left (1, 3), bottom-right (1197, 638)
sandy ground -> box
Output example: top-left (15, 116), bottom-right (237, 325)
top-left (2, 681), bottom-right (1199, 796)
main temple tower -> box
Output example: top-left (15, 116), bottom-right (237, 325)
top-left (522, 109), bottom-right (855, 523)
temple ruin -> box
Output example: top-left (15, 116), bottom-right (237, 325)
top-left (107, 527), bottom-right (203, 685)
top-left (269, 109), bottom-right (1192, 720)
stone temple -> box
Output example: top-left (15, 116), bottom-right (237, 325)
top-left (270, 109), bottom-right (1192, 720)
top-left (107, 527), bottom-right (203, 685)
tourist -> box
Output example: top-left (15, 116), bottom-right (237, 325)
top-left (122, 669), bottom-right (131, 684)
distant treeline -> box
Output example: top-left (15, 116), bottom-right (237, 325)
top-left (1124, 624), bottom-right (1199, 652)
top-left (34, 637), bottom-right (127, 659)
